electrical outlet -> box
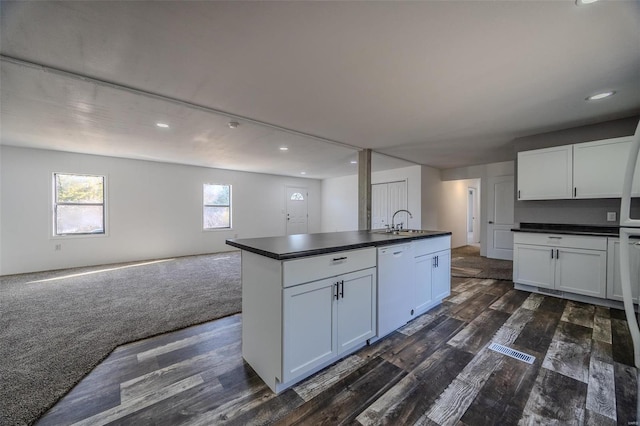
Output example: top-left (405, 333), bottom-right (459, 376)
top-left (607, 212), bottom-right (617, 222)
top-left (55, 244), bottom-right (62, 251)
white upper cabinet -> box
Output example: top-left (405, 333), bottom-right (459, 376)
top-left (573, 136), bottom-right (638, 198)
top-left (517, 145), bottom-right (573, 200)
top-left (518, 136), bottom-right (638, 201)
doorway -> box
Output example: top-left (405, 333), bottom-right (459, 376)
top-left (467, 187), bottom-right (480, 245)
top-left (286, 186), bottom-right (308, 235)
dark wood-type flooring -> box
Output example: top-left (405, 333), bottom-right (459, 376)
top-left (38, 277), bottom-right (638, 425)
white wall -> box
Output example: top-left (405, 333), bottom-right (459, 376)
top-left (440, 160), bottom-right (515, 254)
top-left (421, 165), bottom-right (441, 230)
top-left (0, 146), bottom-right (321, 275)
top-left (321, 164), bottom-right (442, 233)
top-left (321, 174), bottom-right (358, 232)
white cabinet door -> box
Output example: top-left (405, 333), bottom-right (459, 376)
top-left (513, 244), bottom-right (555, 289)
top-left (282, 277), bottom-right (337, 383)
top-left (555, 248), bottom-right (607, 298)
top-left (414, 254), bottom-right (433, 315)
top-left (517, 145), bottom-right (573, 200)
top-left (607, 239), bottom-right (640, 303)
top-left (432, 250), bottom-right (451, 301)
top-left (337, 268), bottom-right (377, 353)
top-left (573, 137), bottom-right (638, 198)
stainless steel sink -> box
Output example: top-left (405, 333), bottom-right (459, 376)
top-left (370, 229), bottom-right (430, 236)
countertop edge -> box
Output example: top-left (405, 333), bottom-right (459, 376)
top-left (226, 231), bottom-right (452, 261)
top-left (511, 228), bottom-right (618, 237)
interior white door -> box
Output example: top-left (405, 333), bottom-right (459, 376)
top-left (371, 184), bottom-right (388, 230)
top-left (387, 181), bottom-right (408, 228)
top-left (487, 175), bottom-right (515, 260)
top-left (371, 181), bottom-right (407, 230)
top-left (286, 186), bottom-right (308, 235)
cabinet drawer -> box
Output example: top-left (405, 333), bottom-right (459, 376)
top-left (513, 233), bottom-right (606, 250)
top-left (413, 235), bottom-right (451, 257)
top-left (283, 248), bottom-right (376, 287)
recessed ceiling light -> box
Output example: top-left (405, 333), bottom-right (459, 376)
top-left (156, 122), bottom-right (169, 128)
top-left (575, 0), bottom-right (598, 5)
top-left (300, 172), bottom-right (306, 175)
top-left (350, 160), bottom-right (357, 164)
top-left (280, 147), bottom-right (289, 151)
top-left (228, 121), bottom-right (239, 129)
top-left (586, 91), bottom-right (615, 101)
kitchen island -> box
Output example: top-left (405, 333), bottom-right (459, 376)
top-left (226, 229), bottom-right (451, 393)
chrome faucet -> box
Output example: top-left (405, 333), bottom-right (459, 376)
top-left (391, 209), bottom-right (413, 231)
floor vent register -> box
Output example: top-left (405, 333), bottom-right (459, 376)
top-left (488, 342), bottom-right (535, 364)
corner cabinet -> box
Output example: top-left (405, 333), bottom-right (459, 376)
top-left (241, 247), bottom-right (376, 393)
top-left (513, 233), bottom-right (607, 298)
top-left (517, 145), bottom-right (573, 200)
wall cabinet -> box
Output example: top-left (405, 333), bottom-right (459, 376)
top-left (513, 233), bottom-right (607, 298)
top-left (517, 145), bottom-right (573, 200)
top-left (573, 137), bottom-right (638, 198)
top-left (282, 267), bottom-right (376, 383)
top-left (606, 238), bottom-right (640, 303)
top-left (517, 136), bottom-right (637, 201)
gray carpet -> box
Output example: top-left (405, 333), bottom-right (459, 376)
top-left (0, 252), bottom-right (241, 426)
top-left (451, 245), bottom-right (514, 281)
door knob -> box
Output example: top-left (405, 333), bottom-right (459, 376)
top-left (488, 221), bottom-right (494, 224)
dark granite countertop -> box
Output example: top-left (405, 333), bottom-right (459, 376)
top-left (511, 223), bottom-right (620, 237)
top-left (225, 230), bottom-right (452, 260)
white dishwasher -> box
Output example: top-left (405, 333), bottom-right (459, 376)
top-left (377, 243), bottom-right (414, 339)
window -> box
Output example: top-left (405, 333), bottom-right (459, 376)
top-left (54, 173), bottom-right (105, 235)
top-left (290, 192), bottom-right (304, 201)
top-left (203, 183), bottom-right (231, 229)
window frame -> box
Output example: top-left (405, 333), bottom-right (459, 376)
top-left (203, 183), bottom-right (232, 231)
top-left (52, 172), bottom-right (107, 238)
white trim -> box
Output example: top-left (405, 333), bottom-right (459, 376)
top-left (50, 172), bottom-right (109, 239)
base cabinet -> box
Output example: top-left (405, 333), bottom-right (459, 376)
top-left (513, 234), bottom-right (607, 298)
top-left (282, 268), bottom-right (376, 383)
top-left (607, 239), bottom-right (640, 303)
top-left (413, 237), bottom-right (451, 316)
top-left (242, 247), bottom-right (377, 394)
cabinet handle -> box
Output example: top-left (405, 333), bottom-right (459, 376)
top-left (556, 249), bottom-right (559, 259)
top-left (332, 256), bottom-right (347, 262)
top-left (435, 255), bottom-right (439, 268)
top-left (334, 282), bottom-right (339, 300)
top-left (549, 236), bottom-right (562, 239)
top-left (574, 187), bottom-right (577, 197)
top-left (551, 249), bottom-right (554, 259)
top-left (340, 280), bottom-right (344, 298)
top-left (518, 190), bottom-right (521, 199)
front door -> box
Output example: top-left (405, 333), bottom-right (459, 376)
top-left (286, 186), bottom-right (308, 235)
top-left (487, 175), bottom-right (514, 260)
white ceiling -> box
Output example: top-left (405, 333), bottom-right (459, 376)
top-left (1, 1), bottom-right (639, 179)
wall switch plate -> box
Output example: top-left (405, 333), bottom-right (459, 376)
top-left (607, 212), bottom-right (617, 222)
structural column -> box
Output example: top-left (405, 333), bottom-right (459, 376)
top-left (358, 149), bottom-right (372, 230)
